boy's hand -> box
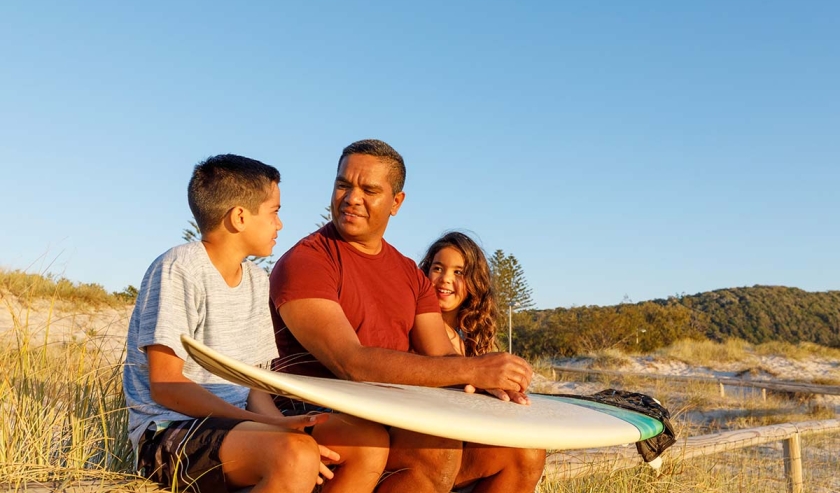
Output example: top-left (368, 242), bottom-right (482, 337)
top-left (276, 412), bottom-right (331, 430)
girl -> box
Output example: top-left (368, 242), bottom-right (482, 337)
top-left (419, 231), bottom-right (546, 493)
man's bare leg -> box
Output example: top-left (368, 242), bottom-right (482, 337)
top-left (377, 428), bottom-right (463, 493)
top-left (311, 414), bottom-right (390, 493)
top-left (453, 443), bottom-right (546, 493)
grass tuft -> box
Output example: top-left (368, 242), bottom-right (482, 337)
top-left (0, 291), bottom-right (138, 484)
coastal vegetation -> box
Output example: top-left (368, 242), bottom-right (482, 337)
top-left (512, 286), bottom-right (840, 360)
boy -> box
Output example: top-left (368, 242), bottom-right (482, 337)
top-left (123, 154), bottom-right (343, 493)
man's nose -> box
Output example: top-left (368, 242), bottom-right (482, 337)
top-left (344, 187), bottom-right (363, 204)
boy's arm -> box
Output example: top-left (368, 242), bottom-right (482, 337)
top-left (246, 389), bottom-right (286, 417)
top-left (148, 345), bottom-right (293, 427)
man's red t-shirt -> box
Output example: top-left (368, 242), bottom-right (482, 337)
top-left (269, 222), bottom-right (440, 381)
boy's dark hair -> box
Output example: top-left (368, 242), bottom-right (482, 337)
top-left (338, 139), bottom-right (406, 194)
top-left (188, 154), bottom-right (280, 234)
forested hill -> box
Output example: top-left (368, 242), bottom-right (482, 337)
top-left (667, 286), bottom-right (840, 345)
top-left (515, 286), bottom-right (840, 359)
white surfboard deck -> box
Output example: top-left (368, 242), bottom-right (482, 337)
top-left (181, 335), bottom-right (663, 450)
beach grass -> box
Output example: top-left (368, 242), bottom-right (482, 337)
top-left (0, 291), bottom-right (138, 487)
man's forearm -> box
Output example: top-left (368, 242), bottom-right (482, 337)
top-left (332, 346), bottom-right (472, 387)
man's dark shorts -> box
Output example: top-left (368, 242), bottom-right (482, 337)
top-left (137, 417), bottom-right (247, 493)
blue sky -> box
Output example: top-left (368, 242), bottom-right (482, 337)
top-left (1, 1), bottom-right (837, 309)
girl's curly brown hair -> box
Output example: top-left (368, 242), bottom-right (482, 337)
top-left (419, 231), bottom-right (499, 357)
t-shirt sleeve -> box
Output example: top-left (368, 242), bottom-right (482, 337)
top-left (134, 257), bottom-right (201, 362)
top-left (270, 247), bottom-right (340, 308)
top-left (415, 266), bottom-right (441, 315)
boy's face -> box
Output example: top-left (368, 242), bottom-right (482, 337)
top-left (244, 183), bottom-right (283, 258)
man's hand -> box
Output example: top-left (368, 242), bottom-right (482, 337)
top-left (468, 352), bottom-right (533, 395)
top-left (463, 385), bottom-right (531, 405)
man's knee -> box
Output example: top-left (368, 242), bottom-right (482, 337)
top-left (387, 429), bottom-right (463, 490)
top-left (314, 414), bottom-right (390, 468)
top-left (517, 448), bottom-right (547, 481)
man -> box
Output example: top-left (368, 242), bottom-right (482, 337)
top-left (269, 139), bottom-right (544, 492)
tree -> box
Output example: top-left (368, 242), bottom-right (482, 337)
top-left (113, 284), bottom-right (139, 303)
top-left (316, 206), bottom-right (331, 229)
top-left (489, 249), bottom-right (535, 310)
top-left (489, 249), bottom-right (535, 353)
top-left (182, 219), bottom-right (276, 274)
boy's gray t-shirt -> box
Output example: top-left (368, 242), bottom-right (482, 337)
top-left (123, 241), bottom-right (279, 447)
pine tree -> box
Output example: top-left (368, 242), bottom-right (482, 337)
top-left (316, 206), bottom-right (332, 229)
top-left (489, 249), bottom-right (535, 310)
top-left (489, 249), bottom-right (535, 353)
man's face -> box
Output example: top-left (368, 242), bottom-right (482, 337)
top-left (331, 153), bottom-right (404, 252)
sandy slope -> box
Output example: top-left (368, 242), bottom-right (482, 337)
top-left (0, 294), bottom-right (133, 362)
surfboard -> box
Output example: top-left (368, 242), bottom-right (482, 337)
top-left (180, 335), bottom-right (664, 450)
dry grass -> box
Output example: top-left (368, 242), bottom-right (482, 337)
top-left (755, 340), bottom-right (840, 361)
top-left (0, 268), bottom-right (134, 311)
top-left (537, 433), bottom-right (840, 493)
top-left (655, 338), bottom-right (757, 367)
top-left (0, 294), bottom-right (138, 485)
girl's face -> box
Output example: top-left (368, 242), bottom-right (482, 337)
top-left (428, 246), bottom-right (469, 316)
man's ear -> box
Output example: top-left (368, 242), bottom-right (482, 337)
top-left (228, 206), bottom-right (248, 232)
top-left (390, 191), bottom-right (406, 217)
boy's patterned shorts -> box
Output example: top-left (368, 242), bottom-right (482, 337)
top-left (137, 417), bottom-right (246, 493)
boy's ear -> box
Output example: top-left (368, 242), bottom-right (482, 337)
top-left (228, 206), bottom-right (248, 232)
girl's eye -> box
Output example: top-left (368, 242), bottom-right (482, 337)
top-left (455, 270), bottom-right (464, 276)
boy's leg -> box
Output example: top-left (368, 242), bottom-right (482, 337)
top-left (138, 417), bottom-right (321, 493)
top-left (309, 414), bottom-right (389, 493)
top-left (220, 421), bottom-right (321, 493)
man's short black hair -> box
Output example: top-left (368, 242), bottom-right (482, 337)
top-left (338, 139), bottom-right (406, 194)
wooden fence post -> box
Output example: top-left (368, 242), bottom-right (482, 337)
top-left (783, 432), bottom-right (803, 493)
